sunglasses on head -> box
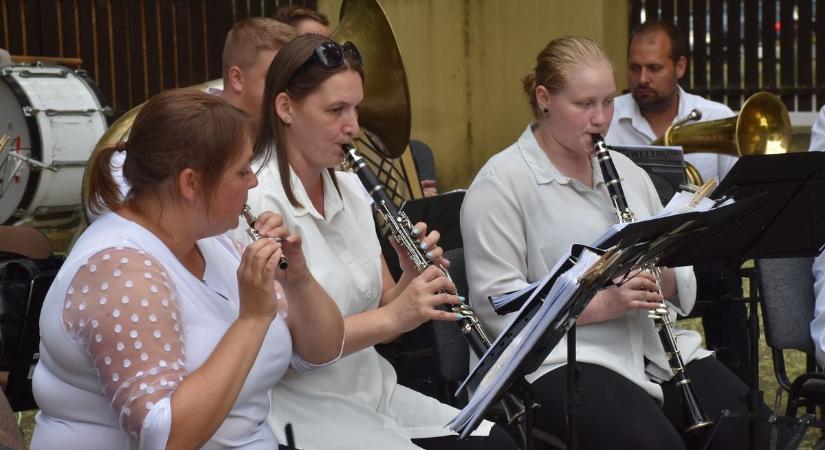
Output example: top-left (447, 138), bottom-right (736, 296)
top-left (301, 41), bottom-right (362, 72)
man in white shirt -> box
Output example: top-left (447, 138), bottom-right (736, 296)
top-left (604, 20), bottom-right (737, 184)
top-left (216, 17), bottom-right (294, 133)
top-left (810, 105), bottom-right (825, 152)
top-left (605, 20), bottom-right (749, 383)
top-left (808, 106), bottom-right (825, 365)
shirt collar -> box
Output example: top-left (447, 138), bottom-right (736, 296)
top-left (615, 85), bottom-right (690, 140)
top-left (264, 151), bottom-right (344, 222)
top-left (517, 124), bottom-right (605, 188)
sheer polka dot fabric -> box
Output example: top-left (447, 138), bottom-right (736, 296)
top-left (62, 247), bottom-right (186, 440)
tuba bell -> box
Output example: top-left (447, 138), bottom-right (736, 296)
top-left (654, 92), bottom-right (794, 185)
top-left (85, 0), bottom-right (421, 222)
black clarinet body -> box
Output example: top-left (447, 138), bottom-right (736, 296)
top-left (592, 134), bottom-right (713, 435)
top-left (343, 143), bottom-right (525, 424)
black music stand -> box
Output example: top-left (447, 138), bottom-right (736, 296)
top-left (455, 152), bottom-right (825, 449)
top-left (610, 152), bottom-right (825, 450)
top-left (451, 224), bottom-right (717, 448)
top-left (611, 144), bottom-right (687, 204)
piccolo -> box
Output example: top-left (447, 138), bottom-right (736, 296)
top-left (241, 205), bottom-right (288, 270)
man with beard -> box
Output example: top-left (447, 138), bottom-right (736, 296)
top-left (605, 20), bottom-right (748, 384)
top-left (605, 20), bottom-right (737, 184)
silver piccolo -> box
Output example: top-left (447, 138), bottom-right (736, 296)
top-left (241, 204), bottom-right (288, 270)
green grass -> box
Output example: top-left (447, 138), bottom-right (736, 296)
top-left (680, 314), bottom-right (820, 449)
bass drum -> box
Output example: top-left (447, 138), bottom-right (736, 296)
top-left (0, 63), bottom-right (110, 224)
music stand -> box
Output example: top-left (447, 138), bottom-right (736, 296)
top-left (611, 144), bottom-right (687, 204)
top-left (454, 152), bottom-right (825, 449)
top-left (607, 152), bottom-right (825, 449)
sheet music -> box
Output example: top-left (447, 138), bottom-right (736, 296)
top-left (489, 248), bottom-right (572, 312)
top-left (448, 249), bottom-right (603, 437)
top-left (450, 188), bottom-right (737, 436)
top-left (592, 189), bottom-right (727, 248)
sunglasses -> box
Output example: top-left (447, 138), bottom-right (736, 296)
top-left (296, 41), bottom-right (362, 74)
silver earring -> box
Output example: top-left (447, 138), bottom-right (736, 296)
top-left (282, 116), bottom-right (290, 123)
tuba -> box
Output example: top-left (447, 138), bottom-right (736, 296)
top-left (84, 0), bottom-right (423, 222)
top-left (654, 92), bottom-right (794, 186)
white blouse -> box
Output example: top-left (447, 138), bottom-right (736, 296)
top-left (32, 212), bottom-right (294, 449)
top-left (237, 157), bottom-right (492, 450)
top-left (461, 125), bottom-right (710, 402)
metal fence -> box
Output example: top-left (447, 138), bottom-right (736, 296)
top-left (0, 0), bottom-right (315, 117)
top-left (630, 0), bottom-right (824, 112)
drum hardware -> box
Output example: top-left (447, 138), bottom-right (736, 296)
top-left (0, 63), bottom-right (109, 226)
top-left (0, 153), bottom-right (56, 195)
top-left (21, 106), bottom-right (113, 117)
top-left (0, 66), bottom-right (68, 78)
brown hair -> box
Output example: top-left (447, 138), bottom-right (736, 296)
top-left (522, 36), bottom-right (612, 117)
top-left (85, 88), bottom-right (251, 214)
top-left (222, 17), bottom-right (295, 79)
top-left (256, 34), bottom-right (363, 208)
top-left (629, 20), bottom-right (687, 63)
top-left (272, 5), bottom-right (330, 26)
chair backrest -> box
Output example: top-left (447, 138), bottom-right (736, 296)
top-left (431, 248), bottom-right (470, 383)
top-left (0, 226), bottom-right (62, 411)
top-left (409, 139), bottom-right (437, 182)
top-left (756, 257), bottom-right (816, 354)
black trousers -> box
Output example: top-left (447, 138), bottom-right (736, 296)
top-left (531, 357), bottom-right (771, 450)
top-left (692, 260), bottom-right (750, 383)
top-left (279, 424), bottom-right (519, 450)
top-left (412, 424), bottom-right (520, 450)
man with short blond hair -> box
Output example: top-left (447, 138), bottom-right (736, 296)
top-left (220, 17), bottom-right (295, 127)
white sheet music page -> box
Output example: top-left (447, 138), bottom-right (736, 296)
top-left (448, 249), bottom-right (602, 437)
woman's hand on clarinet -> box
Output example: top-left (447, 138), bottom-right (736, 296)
top-left (389, 222), bottom-right (449, 276)
top-left (580, 270), bottom-right (663, 324)
top-left (387, 265), bottom-right (461, 333)
top-left (253, 211), bottom-right (311, 284)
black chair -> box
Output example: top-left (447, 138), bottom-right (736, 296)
top-left (0, 226), bottom-right (62, 411)
top-left (756, 257), bottom-right (825, 444)
top-left (408, 139), bottom-right (437, 188)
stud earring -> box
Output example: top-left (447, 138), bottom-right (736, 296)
top-left (282, 116), bottom-right (291, 123)
top-left (542, 107), bottom-right (550, 114)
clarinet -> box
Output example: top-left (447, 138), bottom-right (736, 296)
top-left (592, 134), bottom-right (713, 435)
top-left (342, 143), bottom-right (526, 424)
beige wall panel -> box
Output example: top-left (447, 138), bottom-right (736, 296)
top-left (319, 0), bottom-right (628, 190)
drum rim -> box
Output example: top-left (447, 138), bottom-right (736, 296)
top-left (1, 70), bottom-right (42, 224)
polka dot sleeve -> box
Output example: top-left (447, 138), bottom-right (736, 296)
top-left (62, 247), bottom-right (186, 445)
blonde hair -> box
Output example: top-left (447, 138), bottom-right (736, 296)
top-left (222, 17), bottom-right (295, 79)
top-left (522, 36), bottom-right (612, 117)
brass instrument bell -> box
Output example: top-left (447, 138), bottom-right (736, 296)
top-left (654, 92), bottom-right (794, 186)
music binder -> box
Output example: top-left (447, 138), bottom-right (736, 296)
top-left (449, 158), bottom-right (812, 439)
top-left (448, 244), bottom-right (642, 437)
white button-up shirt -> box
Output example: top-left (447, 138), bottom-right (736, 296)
top-left (605, 86), bottom-right (737, 184)
top-left (810, 105), bottom-right (825, 152)
top-left (461, 125), bottom-right (709, 402)
top-left (235, 155), bottom-right (491, 449)
top-left (808, 106), bottom-right (825, 365)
